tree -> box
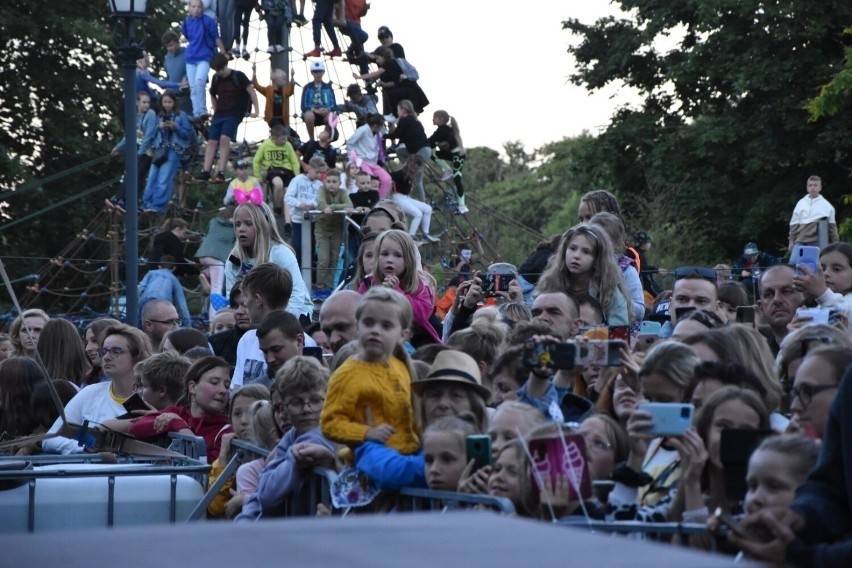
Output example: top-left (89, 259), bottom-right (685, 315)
top-left (563, 1), bottom-right (852, 264)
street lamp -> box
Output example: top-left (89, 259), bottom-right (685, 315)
top-left (108, 0), bottom-right (147, 326)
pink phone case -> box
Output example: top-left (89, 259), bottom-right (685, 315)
top-left (528, 435), bottom-right (592, 505)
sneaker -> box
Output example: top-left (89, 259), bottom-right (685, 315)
top-left (293, 13), bottom-right (308, 26)
top-left (327, 46), bottom-right (342, 58)
top-left (458, 204), bottom-right (469, 215)
top-left (196, 171), bottom-right (211, 182)
top-left (214, 171), bottom-right (226, 183)
top-left (423, 234), bottom-right (440, 243)
top-left (304, 47), bottom-right (322, 58)
top-left (383, 114), bottom-right (398, 125)
top-left (266, 45), bottom-right (276, 54)
top-left (241, 48), bottom-right (250, 59)
top-left (231, 46), bottom-right (241, 57)
top-left (274, 44), bottom-right (287, 53)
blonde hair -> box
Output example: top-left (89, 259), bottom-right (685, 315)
top-left (537, 224), bottom-right (633, 321)
top-left (229, 202), bottom-right (294, 266)
top-left (10, 309), bottom-right (49, 356)
top-left (248, 400), bottom-right (279, 450)
top-left (447, 307), bottom-right (508, 367)
top-left (370, 230), bottom-right (420, 294)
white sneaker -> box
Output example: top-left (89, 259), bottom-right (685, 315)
top-left (383, 114), bottom-right (398, 125)
top-left (458, 205), bottom-right (469, 214)
top-left (266, 45), bottom-right (276, 53)
top-left (274, 44), bottom-right (286, 53)
top-left (423, 234), bottom-right (440, 243)
top-left (231, 46), bottom-right (241, 57)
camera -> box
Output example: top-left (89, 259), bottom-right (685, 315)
top-left (480, 262), bottom-right (516, 297)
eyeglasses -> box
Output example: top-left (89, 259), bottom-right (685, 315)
top-left (673, 266), bottom-right (717, 282)
top-left (789, 383), bottom-right (837, 407)
top-left (284, 396), bottom-right (325, 412)
top-left (147, 318), bottom-right (181, 327)
top-left (583, 435), bottom-right (612, 452)
top-left (99, 347), bottom-right (130, 358)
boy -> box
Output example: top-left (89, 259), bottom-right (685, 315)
top-left (224, 157), bottom-right (264, 206)
top-left (284, 156), bottom-right (325, 265)
top-left (161, 30), bottom-right (191, 116)
top-left (235, 356), bottom-right (336, 521)
top-left (138, 255), bottom-right (192, 330)
top-left (252, 124), bottom-right (299, 218)
top-left (252, 64), bottom-right (296, 130)
top-left (300, 60), bottom-right (337, 141)
top-left (314, 169), bottom-right (353, 292)
top-left (197, 53), bottom-right (259, 183)
top-left (181, 0), bottom-right (226, 120)
top-left (135, 351), bottom-right (192, 410)
top-left (788, 175), bottom-right (840, 252)
top-left (346, 170), bottom-right (379, 265)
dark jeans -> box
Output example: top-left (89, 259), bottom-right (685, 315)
top-left (312, 0), bottom-right (339, 48)
top-left (233, 5), bottom-right (253, 46)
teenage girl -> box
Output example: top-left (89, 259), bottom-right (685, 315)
top-left (224, 201), bottom-right (313, 325)
top-left (390, 155), bottom-right (439, 243)
top-left (488, 440), bottom-right (532, 516)
top-left (388, 100), bottom-right (432, 202)
top-left (428, 109), bottom-right (467, 213)
top-left (797, 241), bottom-right (852, 321)
top-left (536, 224), bottom-right (632, 326)
top-left (128, 355), bottom-right (233, 464)
top-left (357, 229), bottom-right (442, 344)
top-left (320, 287), bottom-right (421, 455)
top-left (140, 90), bottom-right (193, 214)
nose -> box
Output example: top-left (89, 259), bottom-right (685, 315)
top-left (265, 351), bottom-right (277, 365)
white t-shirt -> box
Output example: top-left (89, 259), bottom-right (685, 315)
top-left (43, 382), bottom-right (126, 455)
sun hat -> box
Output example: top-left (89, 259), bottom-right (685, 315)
top-left (412, 350), bottom-right (491, 400)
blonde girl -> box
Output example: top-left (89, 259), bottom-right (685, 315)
top-left (321, 287), bottom-right (420, 455)
top-left (422, 415), bottom-right (479, 491)
top-left (345, 232), bottom-right (377, 291)
top-left (428, 109), bottom-right (467, 213)
top-left (224, 201), bottom-right (313, 323)
top-left (358, 229), bottom-right (442, 344)
top-left (536, 224), bottom-right (632, 325)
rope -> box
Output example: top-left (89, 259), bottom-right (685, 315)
top-left (1, 154), bottom-right (112, 202)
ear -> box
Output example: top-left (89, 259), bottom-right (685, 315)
top-left (297, 333), bottom-right (305, 350)
top-left (187, 380), bottom-right (197, 397)
top-left (254, 292), bottom-right (265, 308)
top-left (572, 318), bottom-right (585, 338)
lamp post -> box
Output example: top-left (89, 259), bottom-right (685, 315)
top-left (108, 0), bottom-right (147, 326)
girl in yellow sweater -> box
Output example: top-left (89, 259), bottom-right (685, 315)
top-left (320, 287), bottom-right (420, 454)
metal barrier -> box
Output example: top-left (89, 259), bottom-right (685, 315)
top-left (395, 487), bottom-right (516, 515)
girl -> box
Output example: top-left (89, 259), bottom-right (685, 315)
top-left (488, 441), bottom-right (533, 516)
top-left (36, 318), bottom-right (91, 387)
top-left (390, 155), bottom-right (439, 243)
top-left (578, 413), bottom-right (629, 483)
top-left (358, 230), bottom-right (442, 344)
top-left (181, 0), bottom-right (225, 120)
top-left (428, 109), bottom-right (467, 213)
top-left (742, 435), bottom-right (819, 517)
top-left (107, 91), bottom-right (157, 211)
top-left (83, 317), bottom-right (121, 385)
top-left (423, 415), bottom-right (479, 491)
top-left (208, 384), bottom-right (270, 517)
top-left (345, 114), bottom-right (392, 199)
top-left (321, 287), bottom-right (421, 455)
top-left (0, 357), bottom-right (47, 441)
top-left (141, 91), bottom-right (193, 215)
top-left (209, 308), bottom-right (235, 334)
top-left (589, 211), bottom-right (645, 324)
top-left (0, 333), bottom-right (11, 361)
top-left (228, 401), bottom-right (280, 517)
top-left (9, 309), bottom-right (49, 359)
top-left (798, 242), bottom-right (852, 320)
top-left (388, 100), bottom-right (432, 202)
top-left (342, 160), bottom-right (362, 194)
top-left (344, 232), bottom-right (377, 291)
top-left (595, 373), bottom-right (644, 431)
top-left (537, 224), bottom-right (632, 326)
top-left (128, 355), bottom-right (233, 464)
top-left (224, 201), bottom-right (313, 324)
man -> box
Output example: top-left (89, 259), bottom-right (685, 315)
top-left (788, 175), bottom-right (839, 252)
top-left (530, 292), bottom-right (582, 340)
top-left (660, 267), bottom-right (722, 338)
top-left (757, 265), bottom-right (805, 355)
top-left (140, 299), bottom-right (181, 350)
top-left (197, 53), bottom-right (259, 183)
top-left (319, 290), bottom-right (360, 353)
top-left (257, 311), bottom-right (305, 377)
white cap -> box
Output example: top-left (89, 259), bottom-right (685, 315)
top-left (310, 60), bottom-right (326, 72)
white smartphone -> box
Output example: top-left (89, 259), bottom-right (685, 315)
top-left (638, 402), bottom-right (694, 437)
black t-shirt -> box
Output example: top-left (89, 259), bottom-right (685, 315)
top-left (211, 70), bottom-right (251, 118)
top-left (298, 141), bottom-right (338, 169)
top-left (349, 189), bottom-right (380, 225)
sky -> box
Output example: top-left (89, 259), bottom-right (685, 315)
top-left (229, 1), bottom-right (635, 153)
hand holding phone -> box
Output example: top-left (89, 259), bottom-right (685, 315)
top-left (466, 435), bottom-right (492, 472)
top-left (637, 403), bottom-right (694, 437)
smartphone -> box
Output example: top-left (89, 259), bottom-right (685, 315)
top-left (736, 306), bottom-right (756, 324)
top-left (721, 428), bottom-right (773, 502)
top-left (302, 346), bottom-right (324, 363)
top-left (639, 320), bottom-right (661, 334)
top-left (794, 245), bottom-right (821, 276)
top-left (481, 262), bottom-right (517, 297)
top-left (466, 435), bottom-right (492, 472)
top-left (714, 508), bottom-right (751, 539)
top-left (638, 402), bottom-right (694, 437)
top-left (576, 340), bottom-right (622, 367)
top-left (634, 333), bottom-right (662, 352)
top-left (522, 341), bottom-right (576, 370)
top-left (796, 307), bottom-right (831, 326)
top-left (608, 326), bottom-right (630, 342)
top-left (122, 393), bottom-right (149, 413)
top-left (674, 306), bottom-right (696, 321)
top-left (528, 435), bottom-right (592, 505)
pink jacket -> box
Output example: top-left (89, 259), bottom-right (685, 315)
top-left (358, 277), bottom-right (442, 344)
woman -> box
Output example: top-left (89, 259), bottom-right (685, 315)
top-left (42, 324), bottom-right (152, 455)
top-left (82, 317), bottom-right (122, 385)
top-left (9, 309), bottom-right (49, 359)
top-left (36, 318), bottom-right (91, 387)
top-left (0, 357), bottom-right (47, 440)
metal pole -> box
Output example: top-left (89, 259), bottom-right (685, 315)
top-left (123, 54), bottom-right (139, 326)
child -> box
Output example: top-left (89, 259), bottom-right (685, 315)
top-left (260, 0), bottom-right (292, 54)
top-left (0, 333), bottom-right (12, 361)
top-left (390, 155), bottom-right (439, 243)
top-left (138, 255), bottom-right (192, 328)
top-left (344, 232), bottom-right (377, 291)
top-left (345, 169), bottom-right (380, 265)
top-left (229, 401), bottom-right (280, 516)
top-left (341, 84), bottom-right (378, 128)
top-left (536, 224), bottom-right (631, 326)
top-left (428, 109), bottom-right (467, 213)
top-left (284, 156), bottom-right (324, 263)
top-left (223, 201), bottom-right (313, 323)
top-left (181, 0), bottom-right (226, 120)
top-left (304, 0), bottom-right (342, 59)
top-left (300, 60), bottom-right (338, 141)
top-left (345, 115), bottom-right (392, 198)
top-left (388, 100), bottom-right (432, 202)
top-left (237, 356), bottom-right (337, 521)
top-left (107, 91), bottom-right (158, 212)
top-left (358, 230), bottom-right (442, 344)
top-left (743, 435), bottom-right (819, 517)
top-left (224, 158), bottom-right (264, 206)
top-left (208, 384), bottom-right (270, 517)
top-left (315, 169), bottom-right (353, 291)
top-left (320, 287), bottom-right (420, 454)
top-left (128, 356), bottom-right (233, 464)
top-left (423, 415), bottom-right (479, 491)
top-left (140, 90), bottom-right (194, 215)
top-left (252, 124), bottom-right (300, 218)
top-left (797, 242), bottom-right (852, 321)
top-left (589, 212), bottom-right (645, 325)
top-left (231, 0), bottom-right (257, 59)
top-left (135, 351), bottom-right (192, 410)
top-left (252, 65), bottom-right (296, 130)
top-left (488, 441), bottom-right (532, 516)
top-left (210, 308), bottom-right (235, 334)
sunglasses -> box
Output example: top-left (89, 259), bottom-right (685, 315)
top-left (673, 266), bottom-right (717, 282)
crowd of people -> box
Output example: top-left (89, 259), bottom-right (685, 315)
top-left (5, 2), bottom-right (852, 565)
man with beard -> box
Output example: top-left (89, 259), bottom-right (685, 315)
top-left (757, 265), bottom-right (805, 356)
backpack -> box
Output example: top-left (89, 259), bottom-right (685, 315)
top-left (396, 58), bottom-right (419, 81)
